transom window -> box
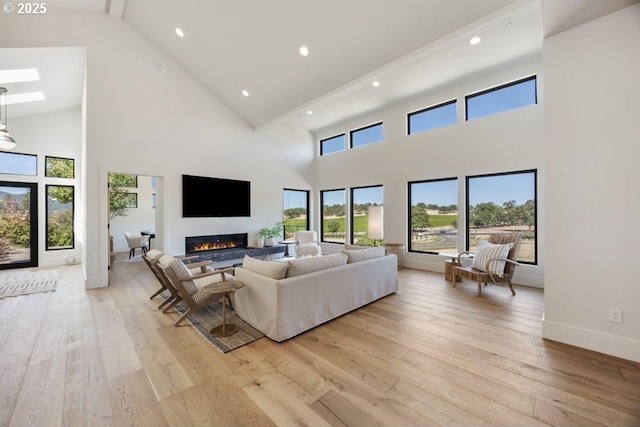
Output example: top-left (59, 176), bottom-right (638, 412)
top-left (320, 134), bottom-right (345, 156)
top-left (466, 76), bottom-right (537, 121)
top-left (350, 122), bottom-right (383, 149)
top-left (408, 100), bottom-right (457, 135)
top-left (45, 156), bottom-right (74, 178)
top-left (0, 151), bottom-right (37, 176)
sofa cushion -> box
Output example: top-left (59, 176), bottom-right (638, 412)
top-left (343, 246), bottom-right (386, 263)
top-left (242, 255), bottom-right (288, 279)
top-left (286, 252), bottom-right (348, 278)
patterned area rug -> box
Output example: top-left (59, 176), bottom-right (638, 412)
top-left (172, 298), bottom-right (265, 353)
top-left (0, 269), bottom-right (60, 299)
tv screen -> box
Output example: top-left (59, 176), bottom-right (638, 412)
top-left (182, 174), bottom-right (251, 217)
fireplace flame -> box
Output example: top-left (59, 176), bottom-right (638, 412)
top-left (193, 241), bottom-right (239, 252)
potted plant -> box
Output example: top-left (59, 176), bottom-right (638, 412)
top-left (258, 222), bottom-right (283, 247)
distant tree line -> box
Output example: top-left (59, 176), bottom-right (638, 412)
top-left (469, 200), bottom-right (534, 229)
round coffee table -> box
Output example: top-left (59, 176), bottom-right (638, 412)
top-left (201, 280), bottom-right (245, 337)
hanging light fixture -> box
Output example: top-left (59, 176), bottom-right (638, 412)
top-left (0, 87), bottom-right (16, 150)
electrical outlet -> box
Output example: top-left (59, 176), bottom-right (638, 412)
top-left (608, 307), bottom-right (623, 323)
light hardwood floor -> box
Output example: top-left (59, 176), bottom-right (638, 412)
top-left (1, 258), bottom-right (639, 426)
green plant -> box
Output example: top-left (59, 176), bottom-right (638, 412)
top-left (258, 222), bottom-right (284, 239)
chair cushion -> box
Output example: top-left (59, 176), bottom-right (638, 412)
top-left (168, 259), bottom-right (199, 295)
top-left (296, 245), bottom-right (321, 257)
top-left (145, 249), bottom-right (164, 261)
top-left (242, 255), bottom-right (288, 279)
top-left (286, 253), bottom-right (347, 277)
top-left (158, 254), bottom-right (176, 268)
top-left (342, 246), bottom-right (386, 263)
top-left (471, 240), bottom-right (513, 277)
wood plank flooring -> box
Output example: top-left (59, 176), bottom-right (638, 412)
top-left (1, 258), bottom-right (638, 426)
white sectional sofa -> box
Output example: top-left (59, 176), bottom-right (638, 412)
top-left (234, 247), bottom-right (398, 342)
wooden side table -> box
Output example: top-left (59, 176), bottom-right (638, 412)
top-left (202, 280), bottom-right (245, 337)
top-left (441, 252), bottom-right (463, 282)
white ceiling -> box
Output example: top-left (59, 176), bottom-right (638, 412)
top-left (2, 0), bottom-right (637, 133)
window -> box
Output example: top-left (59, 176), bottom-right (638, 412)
top-left (350, 122), bottom-right (383, 149)
top-left (466, 170), bottom-right (536, 263)
top-left (282, 189), bottom-right (309, 240)
top-left (351, 185), bottom-right (383, 246)
top-left (46, 185), bottom-right (74, 250)
top-left (408, 178), bottom-right (458, 254)
top-left (45, 156), bottom-right (74, 178)
top-left (466, 76), bottom-right (537, 121)
top-left (408, 100), bottom-right (457, 135)
top-left (320, 134), bottom-right (345, 155)
top-left (123, 193), bottom-right (138, 208)
top-left (109, 173), bottom-right (137, 188)
top-left (0, 151), bottom-right (37, 176)
top-left (321, 189), bottom-right (345, 243)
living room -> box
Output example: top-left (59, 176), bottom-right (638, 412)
top-left (0, 1), bottom-right (638, 424)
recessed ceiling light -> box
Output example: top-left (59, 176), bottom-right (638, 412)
top-left (306, 110), bottom-right (313, 115)
top-left (242, 90), bottom-right (250, 97)
top-left (6, 91), bottom-right (45, 105)
top-left (470, 36), bottom-right (481, 45)
top-left (0, 68), bottom-right (40, 84)
top-left (175, 28), bottom-right (184, 38)
top-left (372, 81), bottom-right (380, 87)
top-left (156, 64), bottom-right (168, 74)
top-left (299, 46), bottom-right (309, 57)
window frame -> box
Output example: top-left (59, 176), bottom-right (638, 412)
top-left (320, 133), bottom-right (346, 156)
top-left (407, 177), bottom-right (458, 255)
top-left (320, 188), bottom-right (346, 244)
top-left (407, 99), bottom-right (457, 135)
top-left (45, 184), bottom-right (75, 251)
top-left (44, 155), bottom-right (75, 178)
top-left (282, 188), bottom-right (310, 239)
top-left (350, 184), bottom-right (383, 246)
top-left (0, 151), bottom-right (37, 176)
top-left (349, 122), bottom-right (383, 149)
top-left (465, 75), bottom-right (537, 121)
top-left (465, 169), bottom-right (537, 264)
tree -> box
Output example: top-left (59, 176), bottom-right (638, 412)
top-left (45, 157), bottom-right (74, 178)
top-left (469, 202), bottom-right (502, 228)
top-left (109, 173), bottom-right (136, 220)
top-left (411, 205), bottom-right (430, 231)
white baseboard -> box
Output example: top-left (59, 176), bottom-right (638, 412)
top-left (542, 318), bottom-right (640, 363)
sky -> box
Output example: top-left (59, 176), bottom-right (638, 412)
top-left (0, 152), bottom-right (37, 176)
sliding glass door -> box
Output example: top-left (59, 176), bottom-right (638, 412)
top-left (0, 182), bottom-right (38, 269)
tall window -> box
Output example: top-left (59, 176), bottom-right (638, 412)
top-left (46, 185), bottom-right (74, 250)
top-left (466, 76), bottom-right (537, 121)
top-left (320, 134), bottom-right (345, 156)
top-left (351, 185), bottom-right (383, 246)
top-left (45, 156), bottom-right (74, 178)
top-left (350, 122), bottom-right (383, 149)
top-left (466, 170), bottom-right (536, 263)
top-left (321, 189), bottom-right (345, 243)
top-left (408, 178), bottom-right (458, 254)
top-left (408, 100), bottom-right (457, 135)
top-left (282, 188), bottom-right (309, 240)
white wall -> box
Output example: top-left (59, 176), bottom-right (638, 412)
top-left (0, 9), bottom-right (315, 287)
top-left (315, 58), bottom-right (545, 287)
top-left (3, 108), bottom-right (83, 266)
top-left (542, 4), bottom-right (640, 362)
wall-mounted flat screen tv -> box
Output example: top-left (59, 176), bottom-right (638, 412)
top-left (182, 174), bottom-right (251, 217)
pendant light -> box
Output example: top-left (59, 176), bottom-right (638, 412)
top-left (0, 87), bottom-right (16, 150)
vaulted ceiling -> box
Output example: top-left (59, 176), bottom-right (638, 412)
top-left (2, 0), bottom-right (637, 133)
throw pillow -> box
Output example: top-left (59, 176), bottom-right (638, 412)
top-left (286, 253), bottom-right (348, 277)
top-left (343, 246), bottom-right (386, 263)
top-left (471, 240), bottom-right (513, 277)
top-left (168, 258), bottom-right (199, 295)
top-left (242, 255), bottom-right (288, 279)
top-left (145, 249), bottom-right (164, 261)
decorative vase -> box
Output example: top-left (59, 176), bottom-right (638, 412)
top-left (255, 238), bottom-right (264, 248)
top-left (265, 237), bottom-right (276, 247)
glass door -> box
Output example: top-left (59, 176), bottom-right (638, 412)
top-left (0, 181), bottom-right (38, 269)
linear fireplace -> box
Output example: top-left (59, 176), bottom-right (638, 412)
top-left (184, 233), bottom-right (284, 263)
top-left (185, 233), bottom-right (248, 255)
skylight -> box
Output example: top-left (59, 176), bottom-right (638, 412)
top-left (6, 91), bottom-right (46, 104)
top-left (0, 68), bottom-right (40, 84)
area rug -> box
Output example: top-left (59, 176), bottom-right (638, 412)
top-left (172, 299), bottom-right (265, 353)
top-left (0, 269), bottom-right (60, 299)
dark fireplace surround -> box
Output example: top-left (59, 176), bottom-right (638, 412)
top-left (185, 233), bottom-right (283, 262)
